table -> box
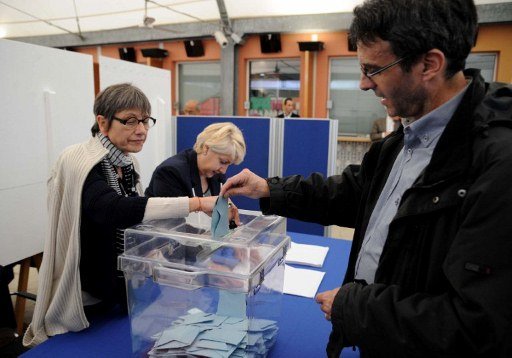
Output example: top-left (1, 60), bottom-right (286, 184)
top-left (23, 232), bottom-right (359, 357)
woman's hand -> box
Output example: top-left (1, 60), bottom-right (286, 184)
top-left (228, 201), bottom-right (241, 226)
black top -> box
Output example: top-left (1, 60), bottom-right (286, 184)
top-left (80, 162), bottom-right (148, 305)
top-left (145, 148), bottom-right (225, 198)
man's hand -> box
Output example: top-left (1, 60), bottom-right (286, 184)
top-left (315, 287), bottom-right (340, 321)
top-left (220, 169), bottom-right (270, 199)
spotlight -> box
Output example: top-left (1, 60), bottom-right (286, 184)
top-left (230, 32), bottom-right (243, 45)
top-left (143, 16), bottom-right (155, 27)
top-left (214, 30), bottom-right (228, 48)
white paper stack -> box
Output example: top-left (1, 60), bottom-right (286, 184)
top-left (285, 242), bottom-right (329, 267)
top-left (283, 265), bottom-right (326, 299)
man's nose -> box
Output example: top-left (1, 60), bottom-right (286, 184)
top-left (359, 73), bottom-right (374, 91)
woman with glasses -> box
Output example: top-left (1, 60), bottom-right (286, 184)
top-left (145, 122), bottom-right (246, 224)
top-left (24, 83), bottom-right (219, 346)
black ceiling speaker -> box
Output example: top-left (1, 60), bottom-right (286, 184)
top-left (298, 41), bottom-right (324, 52)
top-left (260, 33), bottom-right (281, 53)
top-left (184, 40), bottom-right (205, 57)
top-left (118, 47), bottom-right (136, 62)
top-left (141, 48), bottom-right (169, 58)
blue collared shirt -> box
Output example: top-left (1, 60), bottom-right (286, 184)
top-left (354, 83), bottom-right (470, 284)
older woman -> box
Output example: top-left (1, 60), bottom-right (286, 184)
top-left (145, 122), bottom-right (246, 199)
top-left (24, 84), bottom-right (218, 347)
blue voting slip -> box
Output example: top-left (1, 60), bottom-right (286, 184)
top-left (211, 196), bottom-right (229, 238)
top-left (148, 309), bottom-right (279, 357)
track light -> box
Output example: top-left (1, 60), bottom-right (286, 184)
top-left (230, 32), bottom-right (243, 45)
top-left (214, 30), bottom-right (228, 48)
top-left (143, 16), bottom-right (155, 27)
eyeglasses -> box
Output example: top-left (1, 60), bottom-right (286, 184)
top-left (360, 56), bottom-right (407, 79)
top-left (112, 116), bottom-right (156, 129)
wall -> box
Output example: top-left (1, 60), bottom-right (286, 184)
top-left (75, 39), bottom-right (221, 115)
top-left (74, 23), bottom-right (512, 118)
top-left (473, 23), bottom-right (512, 83)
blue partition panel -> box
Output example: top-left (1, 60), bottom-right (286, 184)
top-left (177, 116), bottom-right (270, 211)
top-left (283, 119), bottom-right (331, 235)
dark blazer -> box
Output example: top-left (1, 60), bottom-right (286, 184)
top-left (277, 112), bottom-right (300, 118)
top-left (145, 148), bottom-right (225, 198)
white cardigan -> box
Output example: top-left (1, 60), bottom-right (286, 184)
top-left (23, 136), bottom-right (190, 347)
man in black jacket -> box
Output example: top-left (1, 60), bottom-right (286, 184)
top-left (221, 0), bottom-right (512, 356)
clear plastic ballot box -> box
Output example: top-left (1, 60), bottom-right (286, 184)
top-left (118, 210), bottom-right (290, 357)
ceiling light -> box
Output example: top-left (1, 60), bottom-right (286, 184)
top-left (143, 16), bottom-right (155, 27)
top-left (230, 32), bottom-right (243, 44)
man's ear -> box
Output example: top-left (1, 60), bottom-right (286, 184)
top-left (421, 49), bottom-right (446, 80)
top-left (97, 115), bottom-right (109, 135)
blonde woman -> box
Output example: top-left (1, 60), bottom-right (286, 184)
top-left (146, 122), bottom-right (246, 199)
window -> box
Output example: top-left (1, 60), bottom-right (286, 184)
top-left (329, 57), bottom-right (385, 135)
top-left (178, 62), bottom-right (221, 115)
top-left (465, 53), bottom-right (496, 82)
top-left (328, 53), bottom-right (497, 136)
top-left (248, 59), bottom-right (300, 117)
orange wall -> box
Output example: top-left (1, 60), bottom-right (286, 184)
top-left (75, 23), bottom-right (512, 118)
top-left (75, 39), bottom-right (221, 115)
top-left (473, 23), bottom-right (512, 83)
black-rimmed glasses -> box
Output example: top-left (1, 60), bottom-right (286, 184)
top-left (112, 116), bottom-right (157, 129)
top-left (360, 56), bottom-right (407, 79)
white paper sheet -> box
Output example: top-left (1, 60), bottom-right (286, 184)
top-left (285, 242), bottom-right (329, 267)
top-left (283, 265), bottom-right (325, 298)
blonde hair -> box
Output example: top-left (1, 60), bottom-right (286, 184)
top-left (194, 122), bottom-right (246, 164)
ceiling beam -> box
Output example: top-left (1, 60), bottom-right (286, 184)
top-left (10, 3), bottom-right (512, 48)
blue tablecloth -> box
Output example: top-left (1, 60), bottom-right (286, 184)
top-left (23, 232), bottom-right (359, 357)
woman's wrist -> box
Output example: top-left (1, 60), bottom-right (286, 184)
top-left (189, 196), bottom-right (202, 212)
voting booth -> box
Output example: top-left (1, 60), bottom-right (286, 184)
top-left (119, 211), bottom-right (290, 357)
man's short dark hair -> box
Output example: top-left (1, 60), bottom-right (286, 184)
top-left (284, 97), bottom-right (293, 105)
top-left (91, 83), bottom-right (151, 136)
top-left (349, 0), bottom-right (478, 78)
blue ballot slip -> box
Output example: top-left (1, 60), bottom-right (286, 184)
top-left (211, 196), bottom-right (229, 238)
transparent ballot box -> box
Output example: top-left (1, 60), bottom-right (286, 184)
top-left (118, 210), bottom-right (290, 357)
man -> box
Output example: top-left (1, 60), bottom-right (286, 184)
top-left (221, 0), bottom-right (512, 356)
top-left (277, 97), bottom-right (300, 118)
top-left (370, 114), bottom-right (401, 142)
top-left (183, 99), bottom-right (200, 115)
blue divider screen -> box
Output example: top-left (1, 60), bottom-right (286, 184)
top-left (283, 119), bottom-right (331, 235)
top-left (177, 116), bottom-right (270, 211)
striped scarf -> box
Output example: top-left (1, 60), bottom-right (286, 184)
top-left (97, 133), bottom-right (138, 262)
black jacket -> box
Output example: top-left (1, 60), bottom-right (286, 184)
top-left (261, 70), bottom-right (512, 357)
top-left (145, 148), bottom-right (225, 197)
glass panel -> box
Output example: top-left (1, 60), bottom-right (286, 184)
top-left (466, 53), bottom-right (496, 82)
top-left (178, 62), bottom-right (221, 115)
top-left (249, 59), bottom-right (300, 117)
top-left (329, 57), bottom-right (385, 136)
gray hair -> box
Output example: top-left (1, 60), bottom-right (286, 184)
top-left (91, 83), bottom-right (151, 136)
top-left (194, 122), bottom-right (246, 165)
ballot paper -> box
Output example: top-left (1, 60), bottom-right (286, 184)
top-left (211, 196), bottom-right (229, 238)
top-left (285, 242), bottom-right (329, 267)
top-left (283, 264), bottom-right (325, 298)
top-left (148, 309), bottom-right (278, 357)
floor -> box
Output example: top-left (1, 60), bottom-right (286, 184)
top-left (7, 225), bottom-right (354, 339)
